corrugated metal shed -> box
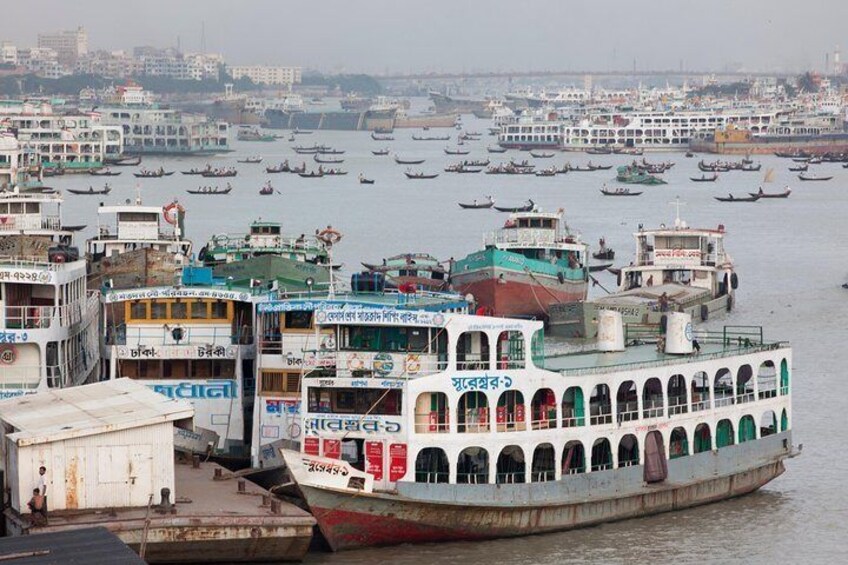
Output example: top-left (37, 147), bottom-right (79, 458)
top-left (0, 527), bottom-right (144, 564)
top-left (0, 378), bottom-right (194, 447)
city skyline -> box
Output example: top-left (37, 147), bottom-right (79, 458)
top-left (3, 0), bottom-right (846, 75)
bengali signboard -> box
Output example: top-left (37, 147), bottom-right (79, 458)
top-left (0, 268), bottom-right (54, 285)
top-left (117, 344), bottom-right (237, 359)
top-left (105, 286), bottom-right (251, 303)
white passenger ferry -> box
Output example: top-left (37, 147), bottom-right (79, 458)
top-left (0, 141), bottom-right (100, 398)
top-left (281, 305), bottom-right (793, 550)
top-left (498, 108), bottom-right (785, 151)
top-left (549, 213), bottom-right (737, 338)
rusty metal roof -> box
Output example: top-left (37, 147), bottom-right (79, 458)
top-left (0, 527), bottom-right (144, 564)
top-left (0, 378), bottom-right (194, 447)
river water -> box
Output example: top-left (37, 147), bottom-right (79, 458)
top-left (47, 107), bottom-right (848, 564)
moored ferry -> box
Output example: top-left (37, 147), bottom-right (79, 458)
top-left (450, 210), bottom-right (588, 319)
top-left (281, 307), bottom-right (794, 550)
top-left (549, 214), bottom-right (737, 338)
top-left (0, 191), bottom-right (100, 400)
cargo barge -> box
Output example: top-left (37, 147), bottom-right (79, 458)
top-left (690, 125), bottom-right (848, 155)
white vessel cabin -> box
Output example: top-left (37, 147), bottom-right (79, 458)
top-left (251, 287), bottom-right (469, 470)
top-left (0, 190), bottom-right (100, 400)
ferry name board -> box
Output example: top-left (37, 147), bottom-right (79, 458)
top-left (653, 248), bottom-right (701, 265)
top-left (315, 305), bottom-right (446, 328)
top-left (105, 287), bottom-right (251, 303)
top-left (148, 379), bottom-right (237, 400)
top-left (117, 344), bottom-right (237, 359)
top-left (451, 374), bottom-right (514, 392)
top-left (304, 415), bottom-right (402, 435)
top-left (0, 268), bottom-right (54, 284)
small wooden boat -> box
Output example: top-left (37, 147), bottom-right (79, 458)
top-left (298, 171), bottom-right (325, 178)
top-left (748, 188), bottom-right (791, 199)
top-left (133, 170), bottom-right (174, 178)
top-left (493, 199), bottom-right (534, 212)
top-left (371, 133), bottom-right (394, 141)
top-left (685, 151), bottom-right (695, 158)
top-left (589, 164), bottom-right (613, 171)
top-left (395, 156), bottom-right (426, 165)
top-left (586, 147), bottom-right (613, 155)
top-left (323, 170), bottom-right (348, 176)
top-left (740, 164), bottom-right (762, 172)
top-left (372, 149), bottom-right (390, 156)
top-left (589, 262), bottom-right (614, 272)
top-left (293, 145), bottom-right (321, 154)
top-left (600, 188), bottom-right (642, 196)
top-left (109, 156), bottom-right (141, 166)
top-left (318, 148), bottom-right (345, 155)
top-left (259, 183), bottom-right (275, 195)
top-left (292, 128), bottom-right (313, 135)
top-left (89, 169), bottom-right (122, 177)
top-left (445, 148), bottom-right (471, 155)
top-left (412, 135), bottom-right (450, 141)
top-left (458, 197), bottom-right (495, 209)
top-left (788, 164), bottom-right (808, 172)
top-left (68, 186), bottom-right (112, 195)
top-left (43, 168), bottom-right (65, 177)
top-left (487, 146), bottom-right (507, 154)
top-left (404, 172), bottom-right (439, 179)
top-left (181, 169), bottom-right (206, 175)
top-left (690, 174), bottom-right (718, 182)
top-left (187, 186), bottom-right (233, 195)
top-left (530, 151), bottom-right (554, 158)
top-left (535, 170), bottom-right (557, 177)
top-left (314, 155), bottom-right (344, 164)
top-left (714, 194), bottom-right (761, 202)
top-left (359, 177), bottom-right (375, 185)
top-left (237, 157), bottom-right (263, 164)
top-left (266, 164), bottom-right (289, 173)
top-left (798, 174), bottom-right (832, 181)
top-left (593, 248), bottom-right (615, 260)
top-left (201, 170), bottom-right (237, 178)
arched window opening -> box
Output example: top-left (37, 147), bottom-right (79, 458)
top-left (736, 365), bottom-right (754, 403)
top-left (738, 415), bottom-right (757, 443)
top-left (414, 448), bottom-right (449, 483)
top-left (714, 368), bottom-right (734, 408)
top-left (496, 391), bottom-right (526, 432)
top-left (691, 371), bottom-right (710, 411)
top-left (457, 331), bottom-right (490, 371)
top-left (531, 389), bottom-right (557, 430)
top-left (716, 419), bottom-right (735, 448)
top-left (496, 445), bottom-right (525, 484)
top-left (531, 443), bottom-right (556, 482)
top-left (670, 427), bottom-right (689, 459)
top-left (616, 381), bottom-right (638, 423)
top-left (562, 387), bottom-right (585, 427)
top-left (457, 391), bottom-right (489, 433)
top-left (760, 411), bottom-right (778, 438)
top-left (618, 434), bottom-right (640, 467)
top-left (589, 384), bottom-right (612, 425)
top-left (643, 430), bottom-right (668, 483)
top-left (456, 447), bottom-right (489, 484)
top-left (496, 331), bottom-right (525, 369)
top-left (694, 423), bottom-right (712, 453)
top-left (415, 392), bottom-right (449, 433)
top-left (780, 359), bottom-right (790, 395)
top-left (590, 438), bottom-right (612, 472)
top-left (667, 374), bottom-right (688, 415)
top-left (562, 440), bottom-right (585, 474)
top-left (757, 361), bottom-right (777, 399)
top-left (642, 378), bottom-right (664, 419)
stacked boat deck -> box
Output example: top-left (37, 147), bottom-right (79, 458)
top-left (23, 461), bottom-right (315, 563)
top-left (594, 283), bottom-right (710, 307)
top-left (545, 339), bottom-right (757, 373)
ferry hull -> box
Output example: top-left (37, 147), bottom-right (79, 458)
top-left (452, 270), bottom-right (586, 319)
top-left (689, 134), bottom-right (848, 155)
top-left (297, 435), bottom-right (791, 551)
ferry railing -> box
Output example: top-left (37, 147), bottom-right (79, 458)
top-left (496, 413), bottom-right (526, 432)
top-left (590, 462), bottom-right (613, 472)
top-left (485, 228), bottom-right (559, 248)
top-left (414, 471), bottom-right (449, 484)
top-left (668, 396), bottom-right (688, 415)
top-left (618, 459), bottom-right (639, 468)
top-left (495, 472), bottom-right (526, 484)
top-left (456, 473), bottom-right (488, 484)
top-left (110, 325), bottom-right (253, 346)
top-left (0, 371), bottom-right (41, 393)
top-left (642, 400), bottom-right (664, 419)
top-left (616, 403), bottom-right (639, 423)
top-left (736, 391), bottom-right (756, 404)
top-left (0, 256), bottom-right (62, 270)
top-left (0, 216), bottom-right (63, 232)
top-left (714, 392), bottom-right (735, 408)
top-left (691, 391), bottom-right (711, 412)
top-left (301, 351), bottom-right (444, 380)
top-left (530, 470), bottom-right (555, 482)
top-left (414, 413), bottom-right (450, 434)
top-left (589, 404), bottom-right (612, 426)
top-left (561, 413), bottom-right (585, 428)
top-left (759, 388), bottom-right (778, 400)
top-left (530, 410), bottom-right (557, 430)
top-left (456, 357), bottom-right (490, 371)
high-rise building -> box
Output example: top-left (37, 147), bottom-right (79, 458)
top-left (227, 65), bottom-right (302, 86)
top-left (37, 26), bottom-right (88, 67)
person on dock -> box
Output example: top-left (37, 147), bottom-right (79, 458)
top-left (28, 488), bottom-right (47, 525)
top-left (37, 466), bottom-right (47, 496)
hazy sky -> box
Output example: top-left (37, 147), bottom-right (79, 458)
top-left (4, 0), bottom-right (845, 74)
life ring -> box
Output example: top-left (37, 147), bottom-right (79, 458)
top-left (405, 354), bottom-right (422, 374)
top-left (317, 228), bottom-right (343, 245)
top-left (700, 304), bottom-right (709, 322)
top-left (346, 354), bottom-right (365, 371)
top-left (730, 273), bottom-right (739, 290)
top-left (162, 201), bottom-right (184, 226)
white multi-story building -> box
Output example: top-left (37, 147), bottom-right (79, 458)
top-left (0, 41), bottom-right (17, 65)
top-left (16, 47), bottom-right (64, 79)
top-left (137, 48), bottom-right (222, 81)
top-left (228, 65), bottom-right (301, 86)
top-left (37, 26), bottom-right (87, 66)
